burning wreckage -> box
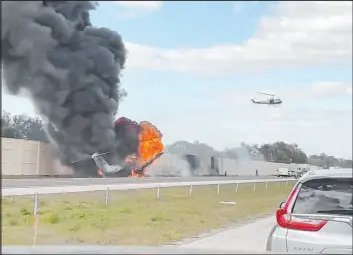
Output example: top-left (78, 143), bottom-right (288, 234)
top-left (91, 117), bottom-right (164, 178)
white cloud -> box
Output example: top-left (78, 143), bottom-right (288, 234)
top-left (275, 82), bottom-right (352, 101)
top-left (310, 82), bottom-right (352, 99)
top-left (124, 1), bottom-right (352, 75)
top-left (112, 1), bottom-right (162, 19)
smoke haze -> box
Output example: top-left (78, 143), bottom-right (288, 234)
top-left (2, 1), bottom-right (130, 174)
top-left (144, 154), bottom-right (197, 177)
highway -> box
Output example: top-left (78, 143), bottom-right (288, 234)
top-left (2, 175), bottom-right (277, 188)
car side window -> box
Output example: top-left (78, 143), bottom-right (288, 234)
top-left (291, 178), bottom-right (353, 215)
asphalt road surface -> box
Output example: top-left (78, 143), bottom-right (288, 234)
top-left (178, 216), bottom-right (275, 252)
top-left (2, 175), bottom-right (278, 188)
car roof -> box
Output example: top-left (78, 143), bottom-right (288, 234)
top-left (299, 168), bottom-right (352, 183)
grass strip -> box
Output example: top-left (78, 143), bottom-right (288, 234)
top-left (2, 181), bottom-right (294, 245)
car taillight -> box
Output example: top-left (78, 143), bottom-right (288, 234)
top-left (276, 185), bottom-right (328, 231)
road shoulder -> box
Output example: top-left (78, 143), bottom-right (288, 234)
top-left (172, 215), bottom-right (275, 252)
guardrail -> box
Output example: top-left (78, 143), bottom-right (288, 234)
top-left (2, 178), bottom-right (296, 197)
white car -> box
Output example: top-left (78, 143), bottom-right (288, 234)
top-left (267, 168), bottom-right (352, 254)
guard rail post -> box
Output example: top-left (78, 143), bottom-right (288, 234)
top-left (156, 185), bottom-right (160, 200)
top-left (33, 193), bottom-right (39, 246)
top-left (105, 188), bottom-right (110, 205)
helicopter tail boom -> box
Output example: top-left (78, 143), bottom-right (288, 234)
top-left (251, 99), bottom-right (268, 104)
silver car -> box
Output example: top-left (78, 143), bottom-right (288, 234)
top-left (266, 168), bottom-right (352, 254)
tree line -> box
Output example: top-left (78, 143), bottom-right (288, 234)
top-left (1, 111), bottom-right (351, 168)
top-left (1, 111), bottom-right (49, 142)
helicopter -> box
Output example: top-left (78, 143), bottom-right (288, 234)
top-left (251, 92), bottom-right (283, 105)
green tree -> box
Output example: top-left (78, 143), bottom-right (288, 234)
top-left (1, 111), bottom-right (48, 142)
top-left (1, 110), bottom-right (16, 138)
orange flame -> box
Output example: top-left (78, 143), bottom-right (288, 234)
top-left (130, 168), bottom-right (144, 178)
top-left (138, 121), bottom-right (164, 164)
top-left (129, 121), bottom-right (164, 178)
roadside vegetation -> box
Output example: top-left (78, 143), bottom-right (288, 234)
top-left (2, 181), bottom-right (294, 245)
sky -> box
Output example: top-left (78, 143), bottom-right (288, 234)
top-left (2, 1), bottom-right (352, 159)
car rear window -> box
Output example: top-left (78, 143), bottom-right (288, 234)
top-left (291, 178), bottom-right (353, 216)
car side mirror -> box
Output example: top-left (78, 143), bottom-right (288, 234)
top-left (279, 201), bottom-right (286, 209)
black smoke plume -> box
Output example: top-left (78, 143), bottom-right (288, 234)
top-left (72, 117), bottom-right (141, 177)
top-left (2, 1), bottom-right (132, 174)
top-left (183, 154), bottom-right (200, 176)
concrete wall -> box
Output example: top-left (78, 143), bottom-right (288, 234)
top-left (1, 138), bottom-right (73, 176)
top-left (2, 138), bottom-right (39, 175)
top-left (2, 137), bottom-right (296, 177)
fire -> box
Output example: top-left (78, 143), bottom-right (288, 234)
top-left (129, 121), bottom-right (164, 178)
top-left (138, 121), bottom-right (164, 164)
top-left (130, 168), bottom-right (144, 178)
top-left (114, 117), bottom-right (163, 178)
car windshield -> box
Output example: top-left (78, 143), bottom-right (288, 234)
top-left (291, 178), bottom-right (353, 216)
